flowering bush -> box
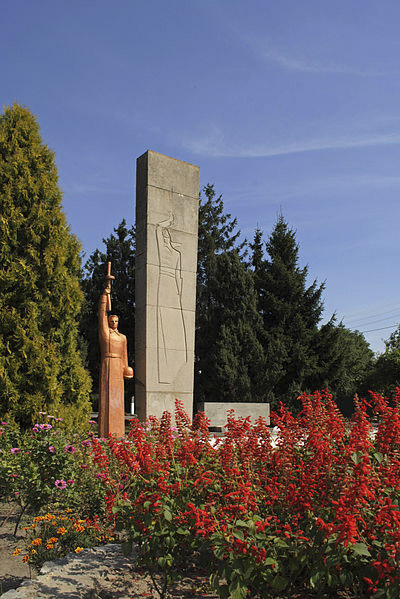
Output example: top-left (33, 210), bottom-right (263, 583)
top-left (0, 414), bottom-right (106, 532)
top-left (15, 509), bottom-right (114, 570)
top-left (6, 393), bottom-right (400, 598)
top-left (89, 393), bottom-right (400, 599)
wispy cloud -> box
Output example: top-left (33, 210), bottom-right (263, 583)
top-left (233, 29), bottom-right (382, 77)
top-left (254, 44), bottom-right (380, 77)
top-left (183, 127), bottom-right (400, 159)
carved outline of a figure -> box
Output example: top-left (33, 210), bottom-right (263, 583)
top-left (156, 212), bottom-right (187, 383)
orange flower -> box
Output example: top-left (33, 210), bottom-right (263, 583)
top-left (46, 543), bottom-right (54, 550)
top-left (65, 508), bottom-right (72, 513)
top-left (75, 547), bottom-right (84, 553)
top-left (57, 527), bottom-right (67, 535)
top-left (48, 537), bottom-right (58, 543)
top-left (74, 524), bottom-right (85, 532)
top-left (22, 555), bottom-right (29, 563)
top-left (32, 538), bottom-right (42, 546)
top-left (12, 548), bottom-right (21, 556)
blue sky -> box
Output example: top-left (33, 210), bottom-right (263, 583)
top-left (2, 0), bottom-right (400, 354)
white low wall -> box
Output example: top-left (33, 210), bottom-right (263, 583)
top-left (197, 402), bottom-right (270, 428)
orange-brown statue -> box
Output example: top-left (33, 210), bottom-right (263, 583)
top-left (98, 263), bottom-right (133, 438)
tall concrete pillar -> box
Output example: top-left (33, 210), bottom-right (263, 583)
top-left (135, 151), bottom-right (199, 421)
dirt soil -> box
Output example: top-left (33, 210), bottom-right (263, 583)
top-left (0, 503), bottom-right (34, 594)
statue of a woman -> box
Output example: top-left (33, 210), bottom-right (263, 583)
top-left (98, 264), bottom-right (133, 438)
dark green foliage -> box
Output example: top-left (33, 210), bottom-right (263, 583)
top-left (0, 103), bottom-right (91, 427)
top-left (196, 183), bottom-right (244, 290)
top-left (364, 325), bottom-right (400, 398)
top-left (197, 250), bottom-right (266, 403)
top-left (195, 185), bottom-right (265, 405)
top-left (330, 325), bottom-right (374, 414)
top-left (251, 216), bottom-right (335, 410)
top-left (250, 218), bottom-right (374, 412)
top-left (80, 220), bottom-right (135, 409)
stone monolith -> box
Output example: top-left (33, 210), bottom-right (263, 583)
top-left (135, 150), bottom-right (199, 421)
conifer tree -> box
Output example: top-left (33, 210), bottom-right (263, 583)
top-left (251, 216), bottom-right (331, 409)
top-left (80, 220), bottom-right (135, 409)
top-left (194, 185), bottom-right (263, 405)
top-left (251, 220), bottom-right (374, 411)
top-left (0, 103), bottom-right (91, 427)
top-left (198, 250), bottom-right (266, 404)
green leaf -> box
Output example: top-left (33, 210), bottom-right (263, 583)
top-left (264, 557), bottom-right (275, 565)
top-left (310, 571), bottom-right (323, 589)
top-left (271, 574), bottom-right (289, 591)
top-left (229, 579), bottom-right (247, 599)
top-left (163, 508), bottom-right (172, 522)
top-left (121, 540), bottom-right (132, 556)
top-left (288, 557), bottom-right (300, 572)
top-left (209, 573), bottom-right (219, 589)
top-left (235, 520), bottom-right (248, 528)
top-left (351, 542), bottom-right (371, 557)
top-left (273, 538), bottom-right (289, 548)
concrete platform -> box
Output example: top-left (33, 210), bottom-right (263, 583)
top-left (197, 402), bottom-right (270, 430)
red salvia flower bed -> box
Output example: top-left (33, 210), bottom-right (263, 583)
top-left (91, 390), bottom-right (400, 599)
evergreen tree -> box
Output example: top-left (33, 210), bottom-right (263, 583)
top-left (196, 183), bottom-right (244, 290)
top-left (250, 227), bottom-right (265, 310)
top-left (251, 220), bottom-right (375, 411)
top-left (197, 249), bottom-right (266, 404)
top-left (195, 184), bottom-right (252, 406)
top-left (0, 103), bottom-right (91, 427)
top-left (251, 216), bottom-right (332, 409)
top-left (80, 220), bottom-right (135, 409)
top-left (330, 325), bottom-right (374, 414)
top-left (364, 325), bottom-right (400, 397)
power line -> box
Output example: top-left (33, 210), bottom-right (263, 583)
top-left (345, 309), bottom-right (400, 326)
top-left (348, 314), bottom-right (400, 328)
top-left (361, 324), bottom-right (398, 334)
top-left (343, 302), bottom-right (400, 322)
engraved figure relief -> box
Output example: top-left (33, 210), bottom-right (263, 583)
top-left (156, 212), bottom-right (187, 383)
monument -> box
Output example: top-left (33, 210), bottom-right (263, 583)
top-left (98, 263), bottom-right (134, 437)
top-left (135, 150), bottom-right (199, 421)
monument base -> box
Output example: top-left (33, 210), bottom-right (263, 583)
top-left (197, 402), bottom-right (270, 430)
top-left (135, 385), bottom-right (193, 422)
